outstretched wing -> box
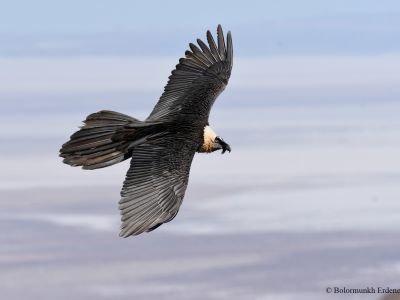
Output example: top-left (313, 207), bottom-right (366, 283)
top-left (147, 25), bottom-right (233, 121)
top-left (118, 134), bottom-right (197, 237)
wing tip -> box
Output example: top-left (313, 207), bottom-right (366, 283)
top-left (119, 231), bottom-right (129, 238)
top-left (119, 224), bottom-right (137, 238)
top-left (226, 29), bottom-right (233, 65)
top-left (183, 25), bottom-right (233, 69)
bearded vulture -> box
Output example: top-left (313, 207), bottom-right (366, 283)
top-left (60, 25), bottom-right (233, 237)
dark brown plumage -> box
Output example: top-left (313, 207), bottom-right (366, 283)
top-left (60, 25), bottom-right (233, 237)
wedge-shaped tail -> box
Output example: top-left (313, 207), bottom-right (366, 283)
top-left (60, 110), bottom-right (140, 170)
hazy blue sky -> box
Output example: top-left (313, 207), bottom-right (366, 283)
top-left (2, 1), bottom-right (400, 115)
top-left (2, 0), bottom-right (400, 56)
top-left (2, 0), bottom-right (400, 34)
top-left (1, 1), bottom-right (399, 115)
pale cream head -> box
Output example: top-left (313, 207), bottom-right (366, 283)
top-left (199, 125), bottom-right (217, 153)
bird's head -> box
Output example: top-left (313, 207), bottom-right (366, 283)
top-left (200, 125), bottom-right (231, 154)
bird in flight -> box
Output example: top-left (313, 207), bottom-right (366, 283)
top-left (60, 25), bottom-right (233, 237)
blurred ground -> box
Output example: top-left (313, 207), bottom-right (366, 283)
top-left (1, 99), bottom-right (400, 299)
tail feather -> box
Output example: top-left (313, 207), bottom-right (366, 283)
top-left (60, 110), bottom-right (140, 170)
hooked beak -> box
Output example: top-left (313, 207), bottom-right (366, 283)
top-left (214, 137), bottom-right (231, 154)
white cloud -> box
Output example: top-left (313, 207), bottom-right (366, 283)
top-left (1, 54), bottom-right (399, 94)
